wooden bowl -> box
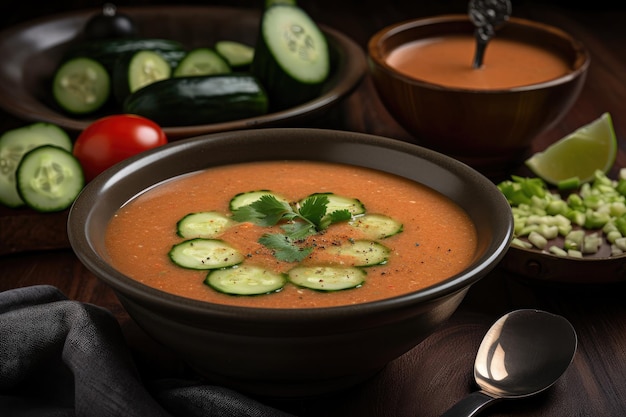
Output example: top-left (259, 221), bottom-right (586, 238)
top-left (368, 15), bottom-right (589, 177)
top-left (0, 6), bottom-right (366, 139)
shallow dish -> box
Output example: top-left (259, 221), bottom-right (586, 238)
top-left (0, 6), bottom-right (366, 139)
top-left (68, 128), bottom-right (513, 398)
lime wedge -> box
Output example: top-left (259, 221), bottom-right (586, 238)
top-left (525, 112), bottom-right (617, 185)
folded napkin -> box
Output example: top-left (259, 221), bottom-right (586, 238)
top-left (0, 285), bottom-right (294, 417)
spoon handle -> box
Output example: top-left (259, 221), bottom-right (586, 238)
top-left (440, 390), bottom-right (501, 417)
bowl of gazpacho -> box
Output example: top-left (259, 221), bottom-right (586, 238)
top-left (368, 14), bottom-right (589, 177)
top-left (67, 128), bottom-right (513, 398)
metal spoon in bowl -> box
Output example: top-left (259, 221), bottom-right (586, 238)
top-left (441, 309), bottom-right (577, 417)
top-left (468, 0), bottom-right (512, 68)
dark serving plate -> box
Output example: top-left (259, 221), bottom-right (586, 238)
top-left (0, 5), bottom-right (367, 139)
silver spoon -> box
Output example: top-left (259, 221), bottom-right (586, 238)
top-left (441, 309), bottom-right (577, 417)
top-left (468, 0), bottom-right (512, 68)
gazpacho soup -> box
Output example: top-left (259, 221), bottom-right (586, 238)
top-left (386, 34), bottom-right (572, 90)
top-left (105, 160), bottom-right (478, 308)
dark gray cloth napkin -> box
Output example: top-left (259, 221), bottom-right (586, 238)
top-left (0, 285), bottom-right (294, 417)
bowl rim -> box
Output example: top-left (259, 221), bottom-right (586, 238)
top-left (67, 128), bottom-right (514, 322)
top-left (367, 14), bottom-right (590, 93)
top-left (0, 5), bottom-right (367, 138)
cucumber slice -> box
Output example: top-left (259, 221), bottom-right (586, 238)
top-left (265, 0), bottom-right (297, 7)
top-left (114, 50), bottom-right (171, 104)
top-left (52, 57), bottom-right (110, 115)
top-left (287, 266), bottom-right (365, 291)
top-left (348, 214), bottom-right (404, 239)
top-left (174, 48), bottom-right (232, 77)
top-left (16, 145), bottom-right (84, 212)
top-left (302, 193), bottom-right (365, 216)
top-left (205, 265), bottom-right (286, 295)
top-left (169, 238), bottom-right (244, 270)
top-left (251, 4), bottom-right (330, 110)
top-left (326, 240), bottom-right (390, 267)
top-left (215, 41), bottom-right (254, 70)
top-left (0, 123), bottom-right (72, 208)
top-left (176, 211), bottom-right (236, 239)
top-left (229, 190), bottom-right (289, 211)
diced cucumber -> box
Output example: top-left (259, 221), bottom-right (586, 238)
top-left (169, 238), bottom-right (244, 270)
top-left (0, 123), bottom-right (72, 208)
top-left (174, 48), bottom-right (232, 77)
top-left (326, 240), bottom-right (390, 267)
top-left (16, 145), bottom-right (84, 212)
top-left (52, 57), bottom-right (111, 115)
top-left (205, 265), bottom-right (286, 295)
top-left (176, 211), bottom-right (236, 239)
top-left (229, 190), bottom-right (289, 211)
top-left (302, 193), bottom-right (365, 216)
top-left (348, 213), bottom-right (403, 239)
top-left (287, 266), bottom-right (365, 291)
top-left (215, 41), bottom-right (254, 70)
top-left (251, 4), bottom-right (330, 110)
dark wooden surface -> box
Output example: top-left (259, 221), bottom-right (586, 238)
top-left (2, 1), bottom-right (626, 416)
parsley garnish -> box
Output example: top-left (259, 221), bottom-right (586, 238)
top-left (232, 194), bottom-right (352, 262)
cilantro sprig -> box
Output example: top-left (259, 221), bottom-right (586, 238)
top-left (232, 194), bottom-right (352, 262)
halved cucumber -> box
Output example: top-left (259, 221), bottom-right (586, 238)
top-left (348, 213), bottom-right (403, 239)
top-left (52, 57), bottom-right (110, 115)
top-left (287, 266), bottom-right (365, 291)
top-left (301, 193), bottom-right (365, 216)
top-left (16, 145), bottom-right (84, 212)
top-left (174, 48), bottom-right (232, 77)
top-left (251, 4), bottom-right (330, 110)
top-left (229, 190), bottom-right (289, 211)
top-left (176, 211), bottom-right (236, 239)
top-left (205, 265), bottom-right (286, 295)
top-left (169, 238), bottom-right (244, 270)
top-left (0, 123), bottom-right (73, 208)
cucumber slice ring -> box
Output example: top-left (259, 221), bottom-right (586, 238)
top-left (288, 266), bottom-right (366, 291)
top-left (169, 238), bottom-right (245, 270)
top-left (205, 265), bottom-right (286, 295)
top-left (52, 57), bottom-right (110, 114)
top-left (16, 145), bottom-right (85, 212)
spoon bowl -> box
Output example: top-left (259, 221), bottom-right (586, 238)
top-left (442, 309), bottom-right (577, 416)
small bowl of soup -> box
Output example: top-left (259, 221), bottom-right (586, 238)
top-left (368, 14), bottom-right (589, 177)
top-left (68, 128), bottom-right (513, 398)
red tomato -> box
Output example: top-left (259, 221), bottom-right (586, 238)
top-left (73, 114), bottom-right (167, 181)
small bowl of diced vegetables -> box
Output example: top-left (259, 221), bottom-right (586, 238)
top-left (0, 3), bottom-right (367, 139)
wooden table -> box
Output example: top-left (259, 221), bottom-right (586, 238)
top-left (2, 1), bottom-right (626, 416)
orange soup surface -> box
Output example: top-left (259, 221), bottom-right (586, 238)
top-left (386, 34), bottom-right (571, 89)
top-left (105, 161), bottom-right (478, 308)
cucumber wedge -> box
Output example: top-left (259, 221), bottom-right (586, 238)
top-left (16, 145), bottom-right (84, 212)
top-left (176, 211), bottom-right (236, 239)
top-left (0, 123), bottom-right (72, 208)
top-left (287, 266), bottom-right (365, 291)
top-left (251, 4), bottom-right (330, 110)
top-left (205, 265), bottom-right (286, 295)
top-left (169, 238), bottom-right (244, 270)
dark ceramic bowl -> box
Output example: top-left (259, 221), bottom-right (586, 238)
top-left (67, 128), bottom-right (513, 398)
top-left (0, 6), bottom-right (365, 139)
top-left (368, 15), bottom-right (589, 177)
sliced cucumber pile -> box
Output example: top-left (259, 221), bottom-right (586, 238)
top-left (0, 123), bottom-right (82, 211)
top-left (168, 189), bottom-right (403, 296)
